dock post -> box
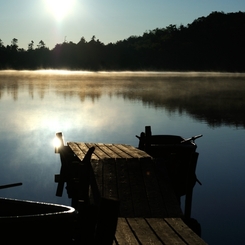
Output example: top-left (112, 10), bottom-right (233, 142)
top-left (55, 132), bottom-right (65, 153)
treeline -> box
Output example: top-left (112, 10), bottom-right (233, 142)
top-left (1, 11), bottom-right (245, 71)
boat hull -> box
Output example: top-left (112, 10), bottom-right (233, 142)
top-left (0, 197), bottom-right (77, 243)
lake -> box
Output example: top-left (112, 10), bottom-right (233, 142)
top-left (0, 70), bottom-right (245, 244)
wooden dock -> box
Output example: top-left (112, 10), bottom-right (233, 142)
top-left (55, 138), bottom-right (207, 244)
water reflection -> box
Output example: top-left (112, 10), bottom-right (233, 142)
top-left (1, 71), bottom-right (245, 244)
top-left (1, 70), bottom-right (245, 128)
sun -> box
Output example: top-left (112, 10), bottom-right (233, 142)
top-left (45, 0), bottom-right (75, 21)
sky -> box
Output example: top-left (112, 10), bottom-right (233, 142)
top-left (0, 0), bottom-right (245, 50)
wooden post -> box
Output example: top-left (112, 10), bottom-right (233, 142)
top-left (55, 132), bottom-right (65, 153)
top-left (69, 147), bottom-right (95, 209)
top-left (55, 145), bottom-right (74, 197)
top-left (55, 140), bottom-right (95, 209)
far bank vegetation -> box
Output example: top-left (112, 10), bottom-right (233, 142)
top-left (0, 12), bottom-right (244, 71)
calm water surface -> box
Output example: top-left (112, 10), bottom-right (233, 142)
top-left (1, 70), bottom-right (245, 244)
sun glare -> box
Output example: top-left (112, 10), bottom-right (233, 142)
top-left (45, 0), bottom-right (75, 21)
top-left (53, 137), bottom-right (62, 148)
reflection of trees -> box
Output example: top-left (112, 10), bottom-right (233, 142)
top-left (123, 76), bottom-right (245, 128)
top-left (0, 72), bottom-right (105, 101)
top-left (1, 72), bottom-right (245, 128)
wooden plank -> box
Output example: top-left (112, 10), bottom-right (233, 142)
top-left (127, 158), bottom-right (151, 217)
top-left (140, 158), bottom-right (168, 217)
top-left (75, 142), bottom-right (100, 160)
top-left (126, 218), bottom-right (162, 244)
top-left (116, 144), bottom-right (151, 158)
top-left (102, 158), bottom-right (118, 199)
top-left (115, 159), bottom-right (134, 217)
top-left (108, 144), bottom-right (134, 159)
top-left (114, 218), bottom-right (139, 244)
top-left (165, 218), bottom-right (207, 245)
top-left (95, 143), bottom-right (121, 159)
top-left (86, 143), bottom-right (109, 160)
top-left (146, 218), bottom-right (185, 244)
top-left (68, 142), bottom-right (87, 161)
top-left (68, 142), bottom-right (150, 159)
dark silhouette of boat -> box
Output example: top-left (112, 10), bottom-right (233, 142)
top-left (0, 183), bottom-right (77, 243)
top-left (136, 126), bottom-right (202, 224)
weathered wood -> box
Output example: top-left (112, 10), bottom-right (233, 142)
top-left (68, 142), bottom-right (88, 161)
top-left (109, 144), bottom-right (134, 159)
top-left (127, 158), bottom-right (151, 217)
top-left (95, 143), bottom-right (121, 159)
top-left (165, 218), bottom-right (207, 245)
top-left (140, 158), bottom-right (167, 217)
top-left (146, 218), bottom-right (185, 244)
top-left (115, 159), bottom-right (134, 217)
top-left (62, 140), bottom-right (207, 244)
top-left (102, 158), bottom-right (118, 199)
top-left (116, 144), bottom-right (150, 159)
top-left (115, 217), bottom-right (207, 245)
top-left (126, 218), bottom-right (162, 244)
top-left (114, 218), bottom-right (139, 244)
top-left (68, 142), bottom-right (183, 218)
top-left (86, 142), bottom-right (109, 159)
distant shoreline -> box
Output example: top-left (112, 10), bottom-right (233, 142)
top-left (1, 12), bottom-right (245, 72)
top-left (1, 69), bottom-right (245, 77)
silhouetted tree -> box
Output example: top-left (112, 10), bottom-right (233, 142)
top-left (11, 38), bottom-right (18, 51)
top-left (37, 40), bottom-right (46, 49)
top-left (28, 40), bottom-right (34, 51)
top-left (1, 11), bottom-right (245, 71)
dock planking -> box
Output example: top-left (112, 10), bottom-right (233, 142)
top-left (68, 142), bottom-right (148, 160)
top-left (114, 217), bottom-right (207, 245)
top-left (64, 141), bottom-right (207, 244)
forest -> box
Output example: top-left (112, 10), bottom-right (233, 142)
top-left (0, 11), bottom-right (245, 71)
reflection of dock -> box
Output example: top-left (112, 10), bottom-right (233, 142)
top-left (55, 135), bottom-right (207, 244)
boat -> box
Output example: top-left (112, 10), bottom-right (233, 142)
top-left (0, 183), bottom-right (77, 243)
top-left (136, 126), bottom-right (203, 221)
top-left (136, 126), bottom-right (202, 197)
top-left (136, 126), bottom-right (202, 157)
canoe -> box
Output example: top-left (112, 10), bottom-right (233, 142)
top-left (0, 197), bottom-right (77, 243)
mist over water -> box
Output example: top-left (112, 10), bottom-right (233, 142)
top-left (1, 70), bottom-right (245, 127)
top-left (1, 70), bottom-right (245, 244)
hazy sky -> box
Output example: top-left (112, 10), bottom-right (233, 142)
top-left (0, 0), bottom-right (244, 50)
